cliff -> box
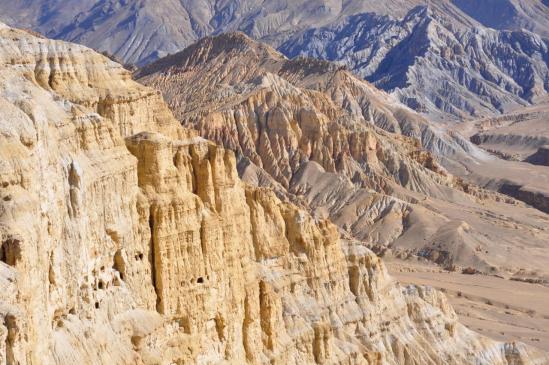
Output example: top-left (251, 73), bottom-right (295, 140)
top-left (0, 23), bottom-right (548, 364)
top-left (137, 33), bottom-right (549, 284)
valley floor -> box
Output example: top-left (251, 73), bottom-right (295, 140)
top-left (388, 261), bottom-right (549, 352)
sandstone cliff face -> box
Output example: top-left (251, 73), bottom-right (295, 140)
top-left (1, 23), bottom-right (547, 364)
top-left (137, 33), bottom-right (549, 282)
top-left (136, 33), bottom-right (461, 196)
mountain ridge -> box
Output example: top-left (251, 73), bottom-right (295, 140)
top-left (137, 31), bottom-right (549, 287)
top-left (1, 0), bottom-right (548, 120)
top-left (3, 21), bottom-right (548, 364)
top-left (280, 4), bottom-right (549, 120)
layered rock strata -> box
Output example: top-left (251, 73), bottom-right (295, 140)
top-left (1, 23), bottom-right (548, 364)
top-left (137, 33), bottom-right (549, 282)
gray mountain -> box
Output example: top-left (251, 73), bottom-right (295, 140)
top-left (280, 5), bottom-right (549, 120)
top-left (0, 0), bottom-right (547, 120)
top-left (0, 0), bottom-right (421, 66)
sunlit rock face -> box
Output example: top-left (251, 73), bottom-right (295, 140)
top-left (1, 23), bottom-right (548, 365)
top-left (137, 32), bottom-right (549, 285)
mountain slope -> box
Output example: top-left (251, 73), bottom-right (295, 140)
top-left (280, 5), bottom-right (549, 121)
top-left (1, 0), bottom-right (548, 121)
top-left (0, 0), bottom-right (422, 66)
top-left (5, 22), bottom-right (549, 364)
top-left (451, 0), bottom-right (549, 36)
top-left (137, 33), bottom-right (549, 288)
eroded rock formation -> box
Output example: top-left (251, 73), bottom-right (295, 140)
top-left (1, 23), bottom-right (548, 364)
top-left (1, 0), bottom-right (547, 121)
top-left (137, 33), bottom-right (549, 283)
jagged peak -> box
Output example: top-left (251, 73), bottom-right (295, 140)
top-left (137, 31), bottom-right (358, 90)
top-left (136, 32), bottom-right (285, 78)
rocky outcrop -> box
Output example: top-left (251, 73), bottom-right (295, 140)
top-left (280, 5), bottom-right (549, 121)
top-left (469, 102), bottom-right (549, 162)
top-left (3, 23), bottom-right (548, 364)
top-left (471, 133), bottom-right (549, 161)
top-left (137, 33), bottom-right (549, 281)
top-left (499, 183), bottom-right (549, 213)
top-left (136, 33), bottom-right (461, 196)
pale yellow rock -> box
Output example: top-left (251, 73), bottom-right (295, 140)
top-left (0, 23), bottom-right (547, 365)
top-left (137, 32), bottom-right (549, 284)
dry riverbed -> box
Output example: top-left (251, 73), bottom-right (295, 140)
top-left (388, 261), bottom-right (549, 352)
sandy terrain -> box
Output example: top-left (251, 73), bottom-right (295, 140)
top-left (389, 261), bottom-right (549, 352)
top-left (456, 98), bottom-right (549, 161)
top-left (442, 101), bottom-right (549, 214)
